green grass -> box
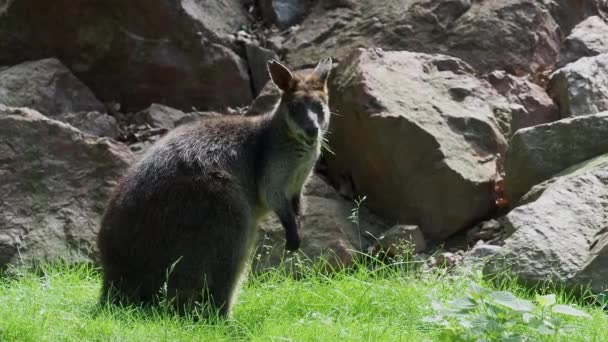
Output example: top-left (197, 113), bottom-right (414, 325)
top-left (0, 259), bottom-right (606, 342)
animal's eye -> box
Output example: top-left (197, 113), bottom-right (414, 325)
top-left (309, 102), bottom-right (323, 115)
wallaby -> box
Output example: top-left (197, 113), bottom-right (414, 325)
top-left (97, 57), bottom-right (333, 318)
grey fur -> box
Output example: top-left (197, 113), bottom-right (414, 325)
top-left (97, 58), bottom-right (332, 318)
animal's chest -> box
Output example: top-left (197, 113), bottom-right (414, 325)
top-left (287, 153), bottom-right (317, 196)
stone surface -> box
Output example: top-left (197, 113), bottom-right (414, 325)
top-left (0, 58), bottom-right (105, 116)
top-left (547, 0), bottom-right (608, 36)
top-left (281, 0), bottom-right (560, 75)
top-left (505, 112), bottom-right (608, 202)
top-left (252, 175), bottom-right (386, 273)
top-left (55, 111), bottom-right (121, 139)
top-left (326, 49), bottom-right (510, 240)
top-left (486, 154), bottom-right (608, 294)
top-left (549, 53), bottom-right (608, 118)
top-left (258, 0), bottom-right (309, 29)
top-left (376, 225), bottom-right (426, 256)
top-left (560, 16), bottom-right (608, 66)
top-left (0, 0), bottom-right (252, 112)
top-left (133, 103), bottom-right (188, 130)
top-left (467, 242), bottom-right (503, 260)
top-left (485, 70), bottom-right (559, 133)
top-left (0, 105), bottom-right (135, 268)
top-left (246, 44), bottom-right (279, 96)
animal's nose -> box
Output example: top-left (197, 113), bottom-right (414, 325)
top-left (305, 126), bottom-right (318, 137)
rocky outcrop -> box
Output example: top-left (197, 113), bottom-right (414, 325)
top-left (0, 106), bottom-right (135, 268)
top-left (257, 0), bottom-right (309, 29)
top-left (252, 175), bottom-right (386, 273)
top-left (0, 0), bottom-right (253, 112)
top-left (326, 49), bottom-right (510, 240)
top-left (505, 112), bottom-right (608, 202)
top-left (486, 154), bottom-right (608, 294)
top-left (485, 71), bottom-right (559, 132)
top-left (0, 59), bottom-right (105, 115)
top-left (559, 16), bottom-right (608, 66)
top-left (281, 0), bottom-right (561, 74)
top-left (55, 111), bottom-right (121, 139)
top-left (549, 53), bottom-right (608, 118)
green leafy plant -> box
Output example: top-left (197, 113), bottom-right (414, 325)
top-left (425, 281), bottom-right (592, 341)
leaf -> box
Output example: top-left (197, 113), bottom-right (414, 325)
top-left (551, 304), bottom-right (592, 318)
top-left (448, 297), bottom-right (476, 311)
top-left (536, 294), bottom-right (556, 307)
top-left (490, 291), bottom-right (535, 312)
top-left (537, 324), bottom-right (555, 335)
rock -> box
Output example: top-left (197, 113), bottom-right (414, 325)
top-left (466, 219), bottom-right (504, 246)
top-left (467, 242), bottom-right (503, 260)
top-left (326, 49), bottom-right (510, 240)
top-left (485, 154), bottom-right (608, 294)
top-left (55, 111), bottom-right (121, 139)
top-left (547, 0), bottom-right (608, 35)
top-left (246, 44), bottom-right (279, 96)
top-left (0, 105), bottom-right (135, 268)
top-left (0, 0), bottom-right (252, 112)
top-left (0, 58), bottom-right (105, 116)
top-left (252, 175), bottom-right (386, 273)
top-left (282, 0), bottom-right (560, 75)
top-left (133, 104), bottom-right (188, 130)
top-left (258, 0), bottom-right (309, 29)
top-left (485, 71), bottom-right (559, 132)
top-left (505, 112), bottom-right (608, 202)
top-left (376, 225), bottom-right (426, 256)
top-left (549, 53), bottom-right (608, 118)
top-left (435, 252), bottom-right (461, 268)
top-left (560, 16), bottom-right (608, 66)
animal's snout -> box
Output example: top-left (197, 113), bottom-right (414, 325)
top-left (304, 126), bottom-right (319, 137)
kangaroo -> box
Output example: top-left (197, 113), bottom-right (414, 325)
top-left (97, 57), bottom-right (333, 318)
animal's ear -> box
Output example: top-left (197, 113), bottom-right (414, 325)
top-left (311, 57), bottom-right (332, 85)
top-left (268, 60), bottom-right (294, 92)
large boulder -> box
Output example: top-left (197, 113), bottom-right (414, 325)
top-left (0, 105), bottom-right (135, 268)
top-left (326, 49), bottom-right (510, 240)
top-left (547, 0), bottom-right (608, 35)
top-left (252, 175), bottom-right (387, 273)
top-left (281, 0), bottom-right (560, 75)
top-left (485, 70), bottom-right (559, 132)
top-left (0, 59), bottom-right (105, 115)
top-left (0, 0), bottom-right (253, 112)
top-left (485, 154), bottom-right (608, 294)
top-left (549, 53), bottom-right (608, 118)
top-left (559, 16), bottom-right (608, 66)
top-left (505, 112), bottom-right (608, 203)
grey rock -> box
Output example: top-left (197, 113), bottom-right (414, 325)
top-left (467, 242), bottom-right (503, 259)
top-left (258, 0), bottom-right (309, 29)
top-left (376, 225), bottom-right (426, 255)
top-left (0, 58), bottom-right (105, 116)
top-left (326, 49), bottom-right (509, 240)
top-left (505, 112), bottom-right (608, 202)
top-left (560, 16), bottom-right (608, 66)
top-left (0, 0), bottom-right (252, 112)
top-left (55, 111), bottom-right (121, 139)
top-left (0, 105), bottom-right (135, 268)
top-left (133, 104), bottom-right (188, 130)
top-left (246, 44), bottom-right (279, 96)
top-left (282, 0), bottom-right (560, 75)
top-left (549, 53), bottom-right (608, 118)
top-left (486, 154), bottom-right (608, 294)
top-left (486, 70), bottom-right (559, 133)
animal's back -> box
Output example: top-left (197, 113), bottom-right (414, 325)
top-left (98, 115), bottom-right (268, 313)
